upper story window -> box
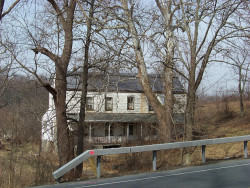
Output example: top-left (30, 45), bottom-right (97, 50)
top-left (127, 96), bottom-right (134, 110)
top-left (148, 103), bottom-right (154, 111)
top-left (86, 97), bottom-right (94, 111)
top-left (105, 97), bottom-right (113, 111)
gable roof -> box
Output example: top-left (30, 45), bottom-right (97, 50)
top-left (67, 73), bottom-right (185, 94)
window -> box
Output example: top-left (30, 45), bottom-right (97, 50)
top-left (123, 125), bottom-right (126, 136)
top-left (105, 123), bottom-right (113, 136)
top-left (105, 97), bottom-right (113, 111)
top-left (148, 103), bottom-right (154, 111)
top-left (86, 97), bottom-right (94, 111)
top-left (129, 124), bottom-right (133, 136)
top-left (127, 96), bottom-right (134, 110)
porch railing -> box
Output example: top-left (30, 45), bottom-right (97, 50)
top-left (84, 135), bottom-right (158, 144)
top-left (85, 136), bottom-right (129, 143)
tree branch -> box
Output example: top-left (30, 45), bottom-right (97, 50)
top-left (32, 46), bottom-right (60, 63)
top-left (1, 0), bottom-right (20, 20)
top-left (47, 0), bottom-right (67, 29)
top-left (3, 44), bottom-right (57, 98)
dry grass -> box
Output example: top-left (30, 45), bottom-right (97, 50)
top-left (0, 99), bottom-right (249, 187)
top-left (83, 99), bottom-right (250, 179)
top-left (0, 142), bottom-right (57, 188)
top-left (195, 100), bottom-right (250, 138)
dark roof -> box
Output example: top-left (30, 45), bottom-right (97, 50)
top-left (67, 113), bottom-right (184, 124)
top-left (67, 73), bottom-right (185, 94)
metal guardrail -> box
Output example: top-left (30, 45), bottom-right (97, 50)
top-left (52, 135), bottom-right (250, 182)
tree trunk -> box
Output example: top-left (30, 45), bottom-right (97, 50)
top-left (75, 0), bottom-right (94, 178)
top-left (121, 0), bottom-right (173, 143)
top-left (163, 66), bottom-right (173, 142)
top-left (239, 69), bottom-right (244, 118)
top-left (43, 0), bottom-right (76, 181)
top-left (75, 62), bottom-right (88, 178)
top-left (186, 79), bottom-right (195, 141)
top-left (75, 66), bottom-right (88, 178)
top-left (163, 27), bottom-right (175, 142)
top-left (155, 0), bottom-right (175, 141)
top-left (0, 0), bottom-right (4, 20)
top-left (54, 69), bottom-right (74, 180)
top-left (182, 74), bottom-right (196, 165)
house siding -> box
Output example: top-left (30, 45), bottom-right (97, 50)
top-left (42, 74), bottom-right (186, 149)
top-left (66, 91), bottom-right (186, 114)
top-left (66, 91), bottom-right (156, 114)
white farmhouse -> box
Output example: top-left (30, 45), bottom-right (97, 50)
top-left (42, 73), bottom-right (186, 149)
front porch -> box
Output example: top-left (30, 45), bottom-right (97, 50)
top-left (85, 122), bottom-right (157, 144)
top-left (67, 112), bottom-right (184, 146)
top-left (68, 113), bottom-right (159, 145)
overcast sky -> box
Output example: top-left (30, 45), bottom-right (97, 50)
top-left (2, 0), bottom-right (248, 97)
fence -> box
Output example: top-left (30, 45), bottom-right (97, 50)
top-left (52, 135), bottom-right (250, 182)
top-left (85, 136), bottom-right (128, 144)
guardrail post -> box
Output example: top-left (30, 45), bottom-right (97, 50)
top-left (244, 141), bottom-right (248, 158)
top-left (97, 156), bottom-right (101, 178)
top-left (153, 150), bottom-right (157, 171)
top-left (56, 177), bottom-right (61, 184)
top-left (202, 145), bottom-right (206, 163)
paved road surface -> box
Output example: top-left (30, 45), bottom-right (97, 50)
top-left (31, 158), bottom-right (250, 188)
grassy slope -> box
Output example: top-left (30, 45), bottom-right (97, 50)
top-left (0, 100), bottom-right (249, 186)
top-left (195, 100), bottom-right (250, 138)
top-left (194, 100), bottom-right (250, 161)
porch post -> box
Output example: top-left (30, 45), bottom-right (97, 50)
top-left (89, 124), bottom-right (92, 143)
top-left (141, 123), bottom-right (143, 139)
top-left (127, 124), bottom-right (129, 141)
top-left (108, 124), bottom-right (111, 143)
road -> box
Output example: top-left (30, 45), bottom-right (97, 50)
top-left (31, 158), bottom-right (250, 188)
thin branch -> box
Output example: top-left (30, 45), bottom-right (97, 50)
top-left (1, 0), bottom-right (21, 20)
top-left (47, 0), bottom-right (67, 29)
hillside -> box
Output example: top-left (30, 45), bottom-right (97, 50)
top-left (0, 99), bottom-right (249, 187)
top-left (195, 99), bottom-right (250, 138)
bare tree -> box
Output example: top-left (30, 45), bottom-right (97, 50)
top-left (0, 0), bottom-right (21, 107)
top-left (115, 0), bottom-right (174, 142)
top-left (74, 0), bottom-right (95, 178)
top-left (2, 0), bottom-right (117, 180)
top-left (1, 0), bottom-right (77, 180)
top-left (105, 0), bottom-right (249, 144)
top-left (220, 41), bottom-right (249, 117)
top-left (104, 0), bottom-right (185, 142)
top-left (30, 0), bottom-right (77, 180)
top-left (0, 62), bottom-right (12, 108)
top-left (74, 0), bottom-right (122, 177)
top-left (173, 0), bottom-right (248, 141)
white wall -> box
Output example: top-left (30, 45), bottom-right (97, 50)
top-left (66, 91), bottom-right (186, 114)
top-left (66, 91), bottom-right (145, 113)
top-left (41, 92), bottom-right (56, 141)
top-left (42, 90), bottom-right (186, 142)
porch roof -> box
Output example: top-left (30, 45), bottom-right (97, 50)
top-left (85, 113), bottom-right (157, 123)
top-left (67, 113), bottom-right (184, 124)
